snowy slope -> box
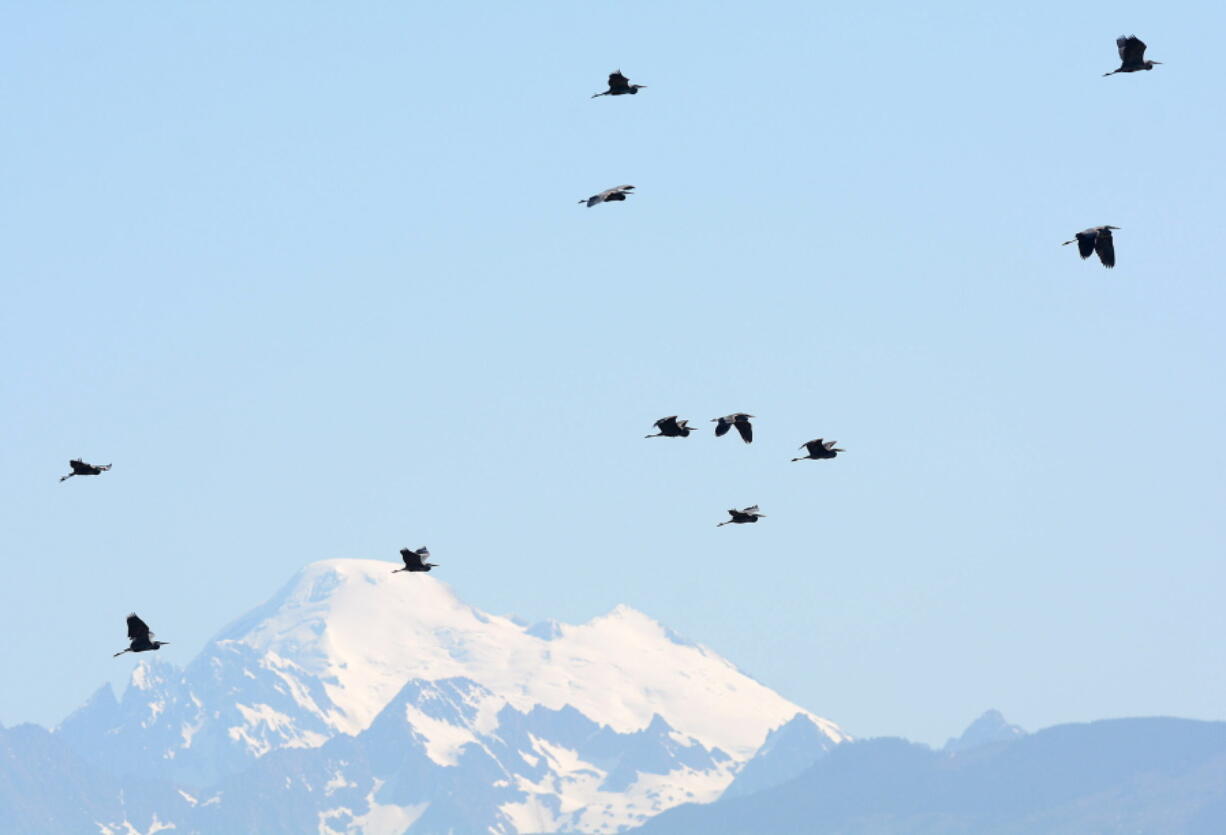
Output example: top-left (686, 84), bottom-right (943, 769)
top-left (214, 558), bottom-right (845, 758)
top-left (52, 558), bottom-right (846, 833)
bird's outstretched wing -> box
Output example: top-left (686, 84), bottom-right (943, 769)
top-left (126, 613), bottom-right (151, 641)
top-left (656, 416), bottom-right (680, 432)
top-left (803, 439), bottom-right (823, 455)
top-left (584, 186), bottom-right (633, 207)
top-left (1076, 231), bottom-right (1096, 260)
top-left (734, 418), bottom-right (753, 444)
top-left (400, 547), bottom-right (429, 569)
top-left (1118, 35), bottom-right (1147, 64)
top-left (743, 505), bottom-right (761, 516)
top-left (1094, 230), bottom-right (1116, 268)
top-left (714, 417), bottom-right (731, 437)
top-left (608, 70), bottom-right (630, 90)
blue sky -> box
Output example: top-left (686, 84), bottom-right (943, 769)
top-left (2, 1), bottom-right (1224, 746)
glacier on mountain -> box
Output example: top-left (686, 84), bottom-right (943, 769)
top-left (44, 558), bottom-right (845, 833)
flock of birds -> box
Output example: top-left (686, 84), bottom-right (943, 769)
top-left (67, 36), bottom-right (1160, 657)
top-left (645, 413), bottom-right (844, 526)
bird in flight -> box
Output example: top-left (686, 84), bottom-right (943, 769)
top-left (60, 459), bottom-right (112, 482)
top-left (718, 505), bottom-right (766, 527)
top-left (792, 439), bottom-right (844, 462)
top-left (1062, 226), bottom-right (1119, 268)
top-left (394, 547), bottom-right (437, 573)
top-left (1104, 36), bottom-right (1161, 76)
top-left (646, 416), bottom-right (697, 438)
top-left (113, 613), bottom-right (169, 657)
top-left (580, 185), bottom-right (635, 207)
top-left (592, 70), bottom-right (647, 98)
top-left (713, 413), bottom-right (754, 443)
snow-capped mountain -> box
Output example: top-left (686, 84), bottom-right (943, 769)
top-left (50, 559), bottom-right (845, 833)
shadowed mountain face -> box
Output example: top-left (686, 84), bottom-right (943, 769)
top-left (0, 723), bottom-right (188, 834)
top-left (172, 677), bottom-right (738, 834)
top-left (632, 717), bottom-right (1226, 835)
top-left (943, 709), bottom-right (1026, 754)
top-left (18, 559), bottom-right (844, 833)
top-left (719, 713), bottom-right (838, 800)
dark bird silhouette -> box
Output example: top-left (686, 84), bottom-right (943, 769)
top-left (1062, 226), bottom-right (1119, 268)
top-left (712, 413), bottom-right (754, 443)
top-left (580, 185), bottom-right (635, 207)
top-left (393, 547), bottom-right (437, 573)
top-left (59, 459), bottom-right (112, 482)
top-left (113, 613), bottom-right (169, 657)
top-left (1104, 36), bottom-right (1161, 76)
top-left (592, 70), bottom-right (646, 98)
top-left (792, 439), bottom-right (844, 461)
top-left (646, 416), bottom-right (697, 438)
top-left (717, 505), bottom-right (766, 527)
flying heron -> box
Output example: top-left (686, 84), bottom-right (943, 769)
top-left (580, 185), bottom-right (635, 207)
top-left (713, 413), bottom-right (754, 444)
top-left (717, 505), bottom-right (766, 527)
top-left (1104, 36), bottom-right (1161, 76)
top-left (394, 547), bottom-right (437, 573)
top-left (592, 70), bottom-right (646, 98)
top-left (60, 459), bottom-right (112, 482)
top-left (646, 416), bottom-right (697, 438)
top-left (1062, 226), bottom-right (1119, 268)
top-left (113, 613), bottom-right (169, 657)
top-left (792, 439), bottom-right (844, 462)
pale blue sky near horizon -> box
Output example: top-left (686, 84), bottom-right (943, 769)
top-left (2, 1), bottom-right (1224, 748)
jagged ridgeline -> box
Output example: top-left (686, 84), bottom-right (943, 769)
top-left (22, 559), bottom-right (845, 834)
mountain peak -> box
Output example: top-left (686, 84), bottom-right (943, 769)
top-left (47, 558), bottom-right (846, 832)
top-left (200, 557), bottom-right (835, 756)
top-left (944, 709), bottom-right (1027, 753)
